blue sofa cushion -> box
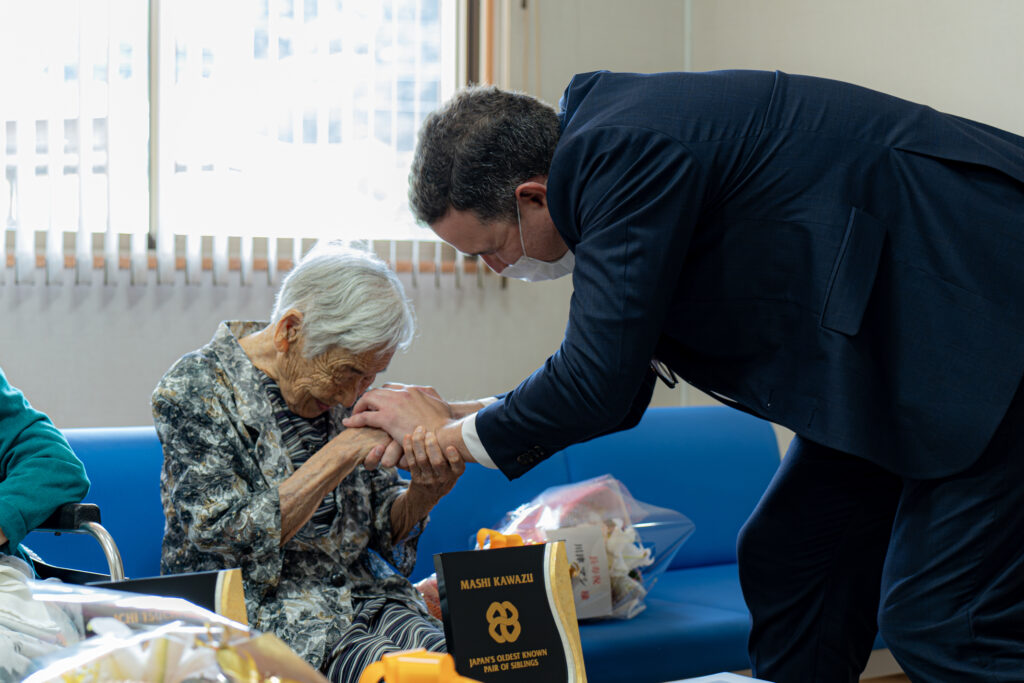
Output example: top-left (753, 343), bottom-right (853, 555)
top-left (653, 563), bottom-right (750, 613)
top-left (579, 593), bottom-right (751, 682)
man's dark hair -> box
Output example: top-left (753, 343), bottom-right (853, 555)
top-left (409, 85), bottom-right (561, 225)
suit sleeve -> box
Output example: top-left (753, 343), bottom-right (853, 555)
top-left (0, 368), bottom-right (90, 551)
top-left (592, 367), bottom-right (658, 439)
top-left (477, 125), bottom-right (706, 478)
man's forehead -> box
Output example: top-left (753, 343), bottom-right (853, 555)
top-left (432, 208), bottom-right (501, 254)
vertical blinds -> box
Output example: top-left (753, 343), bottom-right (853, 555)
top-left (0, 0), bottom-right (148, 285)
top-left (1, 0), bottom-right (464, 287)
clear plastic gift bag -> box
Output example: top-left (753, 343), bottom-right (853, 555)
top-left (0, 557), bottom-right (85, 683)
top-left (490, 474), bottom-right (695, 620)
top-left (21, 581), bottom-right (327, 682)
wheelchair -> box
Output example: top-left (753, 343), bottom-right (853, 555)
top-left (30, 502), bottom-right (125, 583)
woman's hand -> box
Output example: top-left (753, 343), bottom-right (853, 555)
top-left (280, 426), bottom-right (390, 545)
top-left (324, 425), bottom-right (391, 464)
top-left (405, 426), bottom-right (464, 502)
top-left (389, 427), bottom-right (464, 542)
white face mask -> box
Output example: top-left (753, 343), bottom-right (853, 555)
top-left (496, 201), bottom-right (575, 282)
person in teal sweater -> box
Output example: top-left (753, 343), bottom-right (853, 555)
top-left (0, 367), bottom-right (89, 570)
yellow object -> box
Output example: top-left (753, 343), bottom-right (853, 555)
top-left (217, 567), bottom-right (249, 626)
top-left (216, 647), bottom-right (263, 683)
top-left (547, 542), bottom-right (587, 682)
top-left (476, 528), bottom-right (524, 549)
top-left (358, 649), bottom-right (481, 683)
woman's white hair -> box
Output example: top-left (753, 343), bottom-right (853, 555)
top-left (271, 242), bottom-right (415, 358)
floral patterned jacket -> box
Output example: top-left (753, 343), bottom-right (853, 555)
top-left (152, 321), bottom-right (434, 668)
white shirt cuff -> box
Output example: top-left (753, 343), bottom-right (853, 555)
top-left (461, 397), bottom-right (499, 469)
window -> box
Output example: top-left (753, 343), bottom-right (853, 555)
top-left (0, 0), bottom-right (457, 285)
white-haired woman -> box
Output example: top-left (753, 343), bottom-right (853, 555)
top-left (153, 244), bottom-right (465, 680)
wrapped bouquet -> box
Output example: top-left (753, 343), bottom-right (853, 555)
top-left (491, 475), bottom-right (694, 619)
top-left (415, 475), bottom-right (694, 621)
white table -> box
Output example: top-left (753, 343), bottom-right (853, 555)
top-left (665, 674), bottom-right (772, 683)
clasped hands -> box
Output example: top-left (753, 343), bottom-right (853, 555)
top-left (343, 383), bottom-right (466, 498)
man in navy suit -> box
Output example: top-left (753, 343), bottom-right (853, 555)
top-left (346, 71), bottom-right (1024, 681)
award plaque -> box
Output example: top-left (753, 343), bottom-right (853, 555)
top-left (435, 542), bottom-right (587, 683)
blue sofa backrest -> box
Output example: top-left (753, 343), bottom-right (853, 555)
top-left (25, 406), bottom-right (780, 583)
top-left (413, 406), bottom-right (780, 579)
top-left (561, 406), bottom-right (780, 569)
top-left (410, 452), bottom-right (572, 580)
top-left (26, 427), bottom-right (165, 579)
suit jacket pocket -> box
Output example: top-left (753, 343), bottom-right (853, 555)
top-left (820, 207), bottom-right (887, 335)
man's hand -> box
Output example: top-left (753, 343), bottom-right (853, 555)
top-left (346, 384), bottom-right (454, 468)
top-left (378, 382), bottom-right (445, 402)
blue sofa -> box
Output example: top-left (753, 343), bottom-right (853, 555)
top-left (26, 406), bottom-right (839, 681)
top-left (413, 406), bottom-right (781, 682)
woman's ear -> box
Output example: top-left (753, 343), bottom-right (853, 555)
top-left (273, 310), bottom-right (304, 353)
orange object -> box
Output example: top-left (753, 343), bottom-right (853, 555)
top-left (476, 528), bottom-right (524, 549)
top-left (359, 649), bottom-right (481, 683)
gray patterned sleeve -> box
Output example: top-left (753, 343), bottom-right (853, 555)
top-left (153, 355), bottom-right (283, 592)
top-left (363, 467), bottom-right (424, 576)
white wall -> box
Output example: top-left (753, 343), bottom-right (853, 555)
top-left (0, 270), bottom-right (573, 428)
top-left (506, 0), bottom-right (690, 107)
top-left (515, 0), bottom-right (1024, 137)
top-left (688, 0), bottom-right (1024, 136)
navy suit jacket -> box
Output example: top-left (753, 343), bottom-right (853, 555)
top-left (476, 70), bottom-right (1024, 480)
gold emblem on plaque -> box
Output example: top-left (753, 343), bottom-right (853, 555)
top-left (486, 600), bottom-right (522, 643)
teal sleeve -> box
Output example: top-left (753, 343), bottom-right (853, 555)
top-left (0, 368), bottom-right (90, 552)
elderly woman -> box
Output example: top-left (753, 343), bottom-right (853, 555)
top-left (153, 245), bottom-right (466, 680)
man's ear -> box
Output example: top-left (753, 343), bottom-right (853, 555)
top-left (273, 310), bottom-right (304, 353)
top-left (515, 179), bottom-right (548, 209)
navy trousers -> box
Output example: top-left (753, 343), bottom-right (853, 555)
top-left (737, 377), bottom-right (1024, 682)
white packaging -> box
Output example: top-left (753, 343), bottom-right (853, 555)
top-left (543, 524), bottom-right (613, 619)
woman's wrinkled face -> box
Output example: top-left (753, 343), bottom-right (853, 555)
top-left (278, 339), bottom-right (393, 418)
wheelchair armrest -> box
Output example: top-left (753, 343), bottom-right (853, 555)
top-left (39, 503), bottom-right (102, 531)
top-left (34, 503), bottom-right (126, 581)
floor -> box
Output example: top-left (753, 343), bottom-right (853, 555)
top-left (734, 648), bottom-right (910, 681)
top-left (735, 670), bottom-right (910, 682)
